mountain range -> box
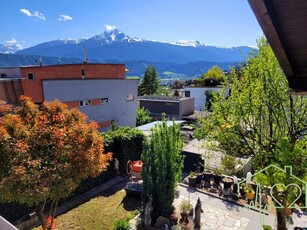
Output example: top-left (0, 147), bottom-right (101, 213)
top-left (0, 28), bottom-right (254, 77)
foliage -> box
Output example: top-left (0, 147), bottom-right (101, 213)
top-left (138, 66), bottom-right (160, 96)
top-left (0, 96), bottom-right (112, 230)
top-left (196, 38), bottom-right (307, 230)
top-left (155, 85), bottom-right (171, 96)
top-left (204, 90), bottom-right (217, 111)
top-left (172, 80), bottom-right (183, 89)
top-left (141, 117), bottom-right (184, 221)
top-left (136, 107), bottom-right (153, 126)
top-left (102, 126), bottom-right (144, 172)
top-left (201, 65), bottom-right (226, 82)
top-left (221, 154), bottom-right (237, 175)
top-left (180, 200), bottom-right (192, 214)
top-left (113, 219), bottom-right (130, 230)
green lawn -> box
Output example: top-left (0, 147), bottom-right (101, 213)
top-left (54, 190), bottom-right (141, 230)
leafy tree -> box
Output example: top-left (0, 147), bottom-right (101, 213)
top-left (0, 96), bottom-right (112, 230)
top-left (155, 85), bottom-right (171, 96)
top-left (196, 39), bottom-right (307, 230)
top-left (141, 117), bottom-right (183, 221)
top-left (138, 66), bottom-right (160, 96)
top-left (204, 90), bottom-right (217, 111)
top-left (171, 80), bottom-right (183, 89)
top-left (201, 65), bottom-right (226, 82)
top-left (136, 107), bottom-right (153, 126)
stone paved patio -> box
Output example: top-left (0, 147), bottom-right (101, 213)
top-left (175, 195), bottom-right (251, 230)
top-left (177, 184), bottom-right (276, 230)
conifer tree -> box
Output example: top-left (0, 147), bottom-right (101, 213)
top-left (141, 116), bottom-right (183, 221)
top-left (138, 66), bottom-right (160, 96)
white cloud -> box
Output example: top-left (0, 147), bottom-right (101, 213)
top-left (20, 9), bottom-right (31, 16)
top-left (104, 25), bottom-right (117, 31)
top-left (20, 8), bottom-right (46, 20)
top-left (5, 37), bottom-right (23, 50)
top-left (58, 14), bottom-right (73, 21)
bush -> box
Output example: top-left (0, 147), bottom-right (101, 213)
top-left (102, 126), bottom-right (144, 173)
top-left (113, 219), bottom-right (130, 230)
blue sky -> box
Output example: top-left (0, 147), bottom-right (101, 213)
top-left (0, 0), bottom-right (263, 49)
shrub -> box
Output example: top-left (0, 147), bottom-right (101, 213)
top-left (102, 126), bottom-right (144, 173)
top-left (113, 219), bottom-right (130, 230)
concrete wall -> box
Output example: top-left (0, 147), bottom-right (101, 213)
top-left (179, 97), bottom-right (194, 116)
top-left (20, 64), bottom-right (125, 103)
top-left (184, 86), bottom-right (229, 111)
top-left (43, 79), bottom-right (138, 129)
top-left (139, 100), bottom-right (180, 116)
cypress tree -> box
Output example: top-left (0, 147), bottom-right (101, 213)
top-left (141, 116), bottom-right (183, 221)
top-left (138, 66), bottom-right (160, 95)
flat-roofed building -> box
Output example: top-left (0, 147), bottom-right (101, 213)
top-left (0, 63), bottom-right (138, 130)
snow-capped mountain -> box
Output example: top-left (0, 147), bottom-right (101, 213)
top-left (15, 27), bottom-right (253, 64)
top-left (165, 40), bottom-right (205, 47)
top-left (0, 43), bottom-right (22, 54)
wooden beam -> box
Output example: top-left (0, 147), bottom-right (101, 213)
top-left (248, 0), bottom-right (294, 78)
top-left (288, 77), bottom-right (307, 91)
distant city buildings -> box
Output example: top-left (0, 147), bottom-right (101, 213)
top-left (0, 63), bottom-right (138, 130)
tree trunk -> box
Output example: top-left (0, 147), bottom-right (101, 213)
top-left (38, 201), bottom-right (47, 230)
top-left (276, 209), bottom-right (287, 230)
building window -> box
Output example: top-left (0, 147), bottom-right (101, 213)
top-left (126, 94), bottom-right (134, 101)
top-left (28, 73), bottom-right (34, 80)
top-left (100, 98), bottom-right (108, 104)
top-left (1, 73), bottom-right (7, 78)
top-left (185, 91), bottom-right (190, 97)
top-left (79, 99), bottom-right (91, 107)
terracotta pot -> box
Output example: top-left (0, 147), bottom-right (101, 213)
top-left (223, 178), bottom-right (234, 189)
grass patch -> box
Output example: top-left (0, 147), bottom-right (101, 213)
top-left (53, 190), bottom-right (141, 230)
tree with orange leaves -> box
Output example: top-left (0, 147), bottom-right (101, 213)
top-left (0, 96), bottom-right (112, 230)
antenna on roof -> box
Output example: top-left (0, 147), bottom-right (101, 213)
top-left (83, 45), bottom-right (88, 63)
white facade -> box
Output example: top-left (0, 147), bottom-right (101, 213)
top-left (184, 86), bottom-right (230, 111)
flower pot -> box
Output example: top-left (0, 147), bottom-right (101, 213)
top-left (246, 191), bottom-right (255, 200)
top-left (169, 213), bottom-right (178, 225)
top-left (213, 175), bottom-right (222, 185)
top-left (188, 176), bottom-right (197, 187)
top-left (223, 178), bottom-right (234, 189)
top-left (196, 172), bottom-right (203, 184)
top-left (180, 212), bottom-right (189, 224)
top-left (203, 170), bottom-right (212, 182)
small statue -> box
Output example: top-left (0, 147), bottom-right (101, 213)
top-left (144, 201), bottom-right (153, 229)
top-left (194, 197), bottom-right (203, 229)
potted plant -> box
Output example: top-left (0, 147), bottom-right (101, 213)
top-left (245, 186), bottom-right (255, 200)
top-left (180, 200), bottom-right (191, 224)
top-left (222, 177), bottom-right (234, 189)
top-left (239, 182), bottom-right (246, 197)
top-left (203, 170), bottom-right (212, 183)
top-left (213, 167), bottom-right (222, 186)
top-left (262, 225), bottom-right (272, 230)
top-left (188, 171), bottom-right (197, 187)
top-left (195, 167), bottom-right (203, 185)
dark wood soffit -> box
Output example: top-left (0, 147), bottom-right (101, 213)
top-left (248, 0), bottom-right (294, 78)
